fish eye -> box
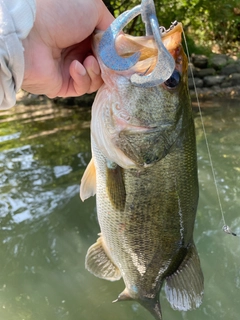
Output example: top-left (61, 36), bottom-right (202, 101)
top-left (164, 69), bottom-right (181, 88)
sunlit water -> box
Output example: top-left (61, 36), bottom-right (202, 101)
top-left (0, 98), bottom-right (239, 320)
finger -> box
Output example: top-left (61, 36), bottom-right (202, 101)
top-left (69, 60), bottom-right (91, 96)
top-left (83, 55), bottom-right (103, 93)
top-left (96, 1), bottom-right (115, 30)
top-left (70, 57), bottom-right (103, 96)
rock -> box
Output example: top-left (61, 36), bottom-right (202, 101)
top-left (203, 75), bottom-right (226, 87)
top-left (211, 85), bottom-right (221, 91)
top-left (221, 80), bottom-right (234, 88)
top-left (209, 54), bottom-right (228, 69)
top-left (196, 87), bottom-right (215, 99)
top-left (191, 54), bottom-right (208, 68)
top-left (191, 85), bottom-right (240, 100)
top-left (188, 77), bottom-right (203, 89)
top-left (220, 73), bottom-right (240, 88)
top-left (228, 73), bottom-right (240, 85)
top-left (195, 68), bottom-right (216, 78)
top-left (221, 63), bottom-right (240, 75)
top-left (187, 63), bottom-right (199, 77)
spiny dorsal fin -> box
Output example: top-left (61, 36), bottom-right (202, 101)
top-left (80, 158), bottom-right (96, 201)
top-left (85, 235), bottom-right (121, 282)
top-left (165, 243), bottom-right (204, 311)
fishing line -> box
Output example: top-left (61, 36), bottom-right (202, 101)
top-left (181, 27), bottom-right (237, 237)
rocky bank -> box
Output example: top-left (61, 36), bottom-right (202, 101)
top-left (16, 53), bottom-right (240, 106)
top-left (188, 53), bottom-right (240, 100)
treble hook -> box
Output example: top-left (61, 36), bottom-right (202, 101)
top-left (98, 0), bottom-right (175, 87)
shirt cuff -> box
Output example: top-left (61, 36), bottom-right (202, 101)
top-left (0, 0), bottom-right (36, 109)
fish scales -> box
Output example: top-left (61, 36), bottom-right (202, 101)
top-left (80, 22), bottom-right (203, 320)
top-left (93, 109), bottom-right (198, 287)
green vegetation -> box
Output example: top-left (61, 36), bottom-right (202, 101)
top-left (104, 0), bottom-right (240, 55)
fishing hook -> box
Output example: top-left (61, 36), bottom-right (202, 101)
top-left (98, 0), bottom-right (175, 87)
top-left (222, 225), bottom-right (237, 237)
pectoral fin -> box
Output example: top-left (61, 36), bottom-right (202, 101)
top-left (80, 158), bottom-right (96, 201)
top-left (85, 235), bottom-right (121, 282)
top-left (165, 243), bottom-right (204, 311)
top-left (106, 163), bottom-right (126, 211)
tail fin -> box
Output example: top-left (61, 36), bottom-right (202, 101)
top-left (114, 288), bottom-right (162, 319)
top-left (139, 297), bottom-right (162, 320)
top-left (165, 243), bottom-right (204, 311)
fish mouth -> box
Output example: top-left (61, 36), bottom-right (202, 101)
top-left (95, 0), bottom-right (182, 88)
top-left (93, 22), bottom-right (184, 80)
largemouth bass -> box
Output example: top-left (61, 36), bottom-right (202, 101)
top-left (80, 17), bottom-right (204, 320)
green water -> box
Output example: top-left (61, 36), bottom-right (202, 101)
top-left (0, 99), bottom-right (239, 320)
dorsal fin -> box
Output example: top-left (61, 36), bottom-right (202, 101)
top-left (80, 158), bottom-right (96, 201)
top-left (165, 243), bottom-right (204, 311)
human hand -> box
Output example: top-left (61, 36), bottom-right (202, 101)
top-left (22, 0), bottom-right (114, 98)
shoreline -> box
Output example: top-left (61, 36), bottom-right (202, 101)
top-left (188, 53), bottom-right (240, 101)
top-left (16, 53), bottom-right (240, 106)
top-left (190, 85), bottom-right (240, 101)
top-left (16, 85), bottom-right (240, 108)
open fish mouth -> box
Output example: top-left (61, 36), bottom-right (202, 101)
top-left (93, 19), bottom-right (184, 95)
top-left (97, 0), bottom-right (177, 87)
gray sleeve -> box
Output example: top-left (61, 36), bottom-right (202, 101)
top-left (0, 0), bottom-right (36, 109)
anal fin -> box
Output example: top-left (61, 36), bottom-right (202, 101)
top-left (85, 235), bottom-right (121, 282)
top-left (165, 243), bottom-right (204, 311)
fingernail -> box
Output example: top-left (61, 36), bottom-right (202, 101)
top-left (91, 60), bottom-right (101, 75)
top-left (75, 61), bottom-right (86, 76)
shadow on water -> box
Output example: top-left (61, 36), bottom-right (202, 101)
top-left (0, 99), bottom-right (239, 320)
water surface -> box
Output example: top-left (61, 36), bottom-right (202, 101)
top-left (0, 98), bottom-right (239, 320)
